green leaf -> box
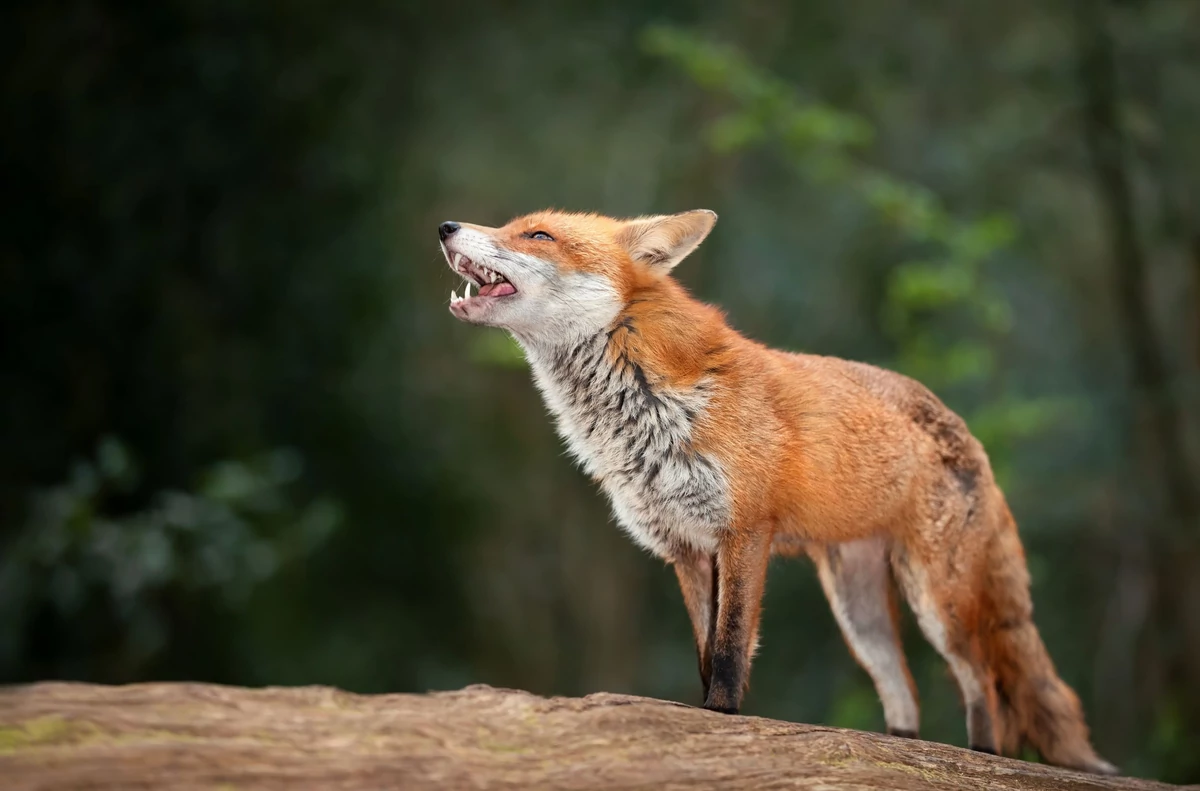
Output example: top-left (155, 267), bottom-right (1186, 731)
top-left (706, 112), bottom-right (767, 153)
top-left (941, 342), bottom-right (995, 384)
top-left (96, 436), bottom-right (137, 487)
top-left (890, 262), bottom-right (974, 311)
top-left (968, 397), bottom-right (1081, 449)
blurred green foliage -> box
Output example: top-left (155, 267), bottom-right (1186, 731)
top-left (1, 438), bottom-right (339, 676)
top-left (646, 28), bottom-right (1061, 485)
top-left (2, 0), bottom-right (1199, 783)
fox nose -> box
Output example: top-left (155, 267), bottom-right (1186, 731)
top-left (438, 221), bottom-right (460, 241)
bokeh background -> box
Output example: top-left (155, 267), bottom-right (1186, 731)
top-left (3, 0), bottom-right (1199, 782)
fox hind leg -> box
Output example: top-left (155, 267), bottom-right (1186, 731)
top-left (813, 538), bottom-right (920, 738)
top-left (892, 543), bottom-right (998, 754)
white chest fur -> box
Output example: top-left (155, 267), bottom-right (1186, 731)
top-left (524, 332), bottom-right (730, 558)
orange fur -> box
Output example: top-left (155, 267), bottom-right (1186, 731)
top-left (442, 209), bottom-right (1115, 774)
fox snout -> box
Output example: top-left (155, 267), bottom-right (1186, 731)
top-left (439, 220), bottom-right (523, 326)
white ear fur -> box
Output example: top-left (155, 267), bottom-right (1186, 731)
top-left (616, 210), bottom-right (717, 272)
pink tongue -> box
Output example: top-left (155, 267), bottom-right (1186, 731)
top-left (478, 282), bottom-right (516, 297)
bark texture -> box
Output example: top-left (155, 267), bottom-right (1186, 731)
top-left (0, 682), bottom-right (1191, 790)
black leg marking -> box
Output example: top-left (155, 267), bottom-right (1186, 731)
top-left (701, 558), bottom-right (718, 700)
top-left (703, 564), bottom-right (748, 714)
top-left (704, 649), bottom-right (743, 714)
top-left (703, 555), bottom-right (740, 712)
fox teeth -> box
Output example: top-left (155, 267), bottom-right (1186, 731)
top-left (453, 253), bottom-right (464, 269)
top-left (464, 281), bottom-right (473, 298)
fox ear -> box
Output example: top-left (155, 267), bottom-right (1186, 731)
top-left (616, 210), bottom-right (717, 272)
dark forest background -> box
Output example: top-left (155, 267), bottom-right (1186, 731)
top-left (2, 0), bottom-right (1199, 782)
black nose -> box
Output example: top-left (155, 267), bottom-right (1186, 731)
top-left (438, 221), bottom-right (460, 241)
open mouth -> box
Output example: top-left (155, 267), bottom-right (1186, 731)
top-left (448, 252), bottom-right (517, 306)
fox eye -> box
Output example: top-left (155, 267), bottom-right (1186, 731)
top-left (527, 230), bottom-right (554, 241)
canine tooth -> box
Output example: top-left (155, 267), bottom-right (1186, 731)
top-left (465, 281), bottom-right (473, 298)
top-left (450, 289), bottom-right (456, 303)
top-left (453, 253), bottom-right (463, 268)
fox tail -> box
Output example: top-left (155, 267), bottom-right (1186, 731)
top-left (981, 502), bottom-right (1117, 775)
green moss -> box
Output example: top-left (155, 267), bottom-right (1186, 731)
top-left (0, 716), bottom-right (103, 753)
top-left (0, 716), bottom-right (220, 754)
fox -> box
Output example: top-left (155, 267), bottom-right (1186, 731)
top-left (437, 208), bottom-right (1116, 775)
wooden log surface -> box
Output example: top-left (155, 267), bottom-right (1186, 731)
top-left (0, 682), bottom-right (1192, 790)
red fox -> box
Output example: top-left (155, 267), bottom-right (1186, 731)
top-left (438, 209), bottom-right (1116, 774)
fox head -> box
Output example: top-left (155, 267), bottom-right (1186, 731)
top-left (438, 209), bottom-right (717, 344)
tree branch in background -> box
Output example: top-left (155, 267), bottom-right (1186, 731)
top-left (1075, 0), bottom-right (1199, 536)
top-left (1076, 1), bottom-right (1200, 777)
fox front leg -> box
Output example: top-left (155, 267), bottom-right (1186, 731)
top-left (671, 551), bottom-right (718, 698)
top-left (704, 527), bottom-right (772, 714)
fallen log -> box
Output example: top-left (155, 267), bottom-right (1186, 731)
top-left (0, 682), bottom-right (1189, 790)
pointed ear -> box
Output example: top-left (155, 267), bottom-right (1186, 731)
top-left (616, 210), bottom-right (717, 272)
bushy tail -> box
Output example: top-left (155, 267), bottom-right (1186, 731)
top-left (982, 503), bottom-right (1117, 775)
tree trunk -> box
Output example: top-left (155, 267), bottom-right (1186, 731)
top-left (1076, 2), bottom-right (1200, 774)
